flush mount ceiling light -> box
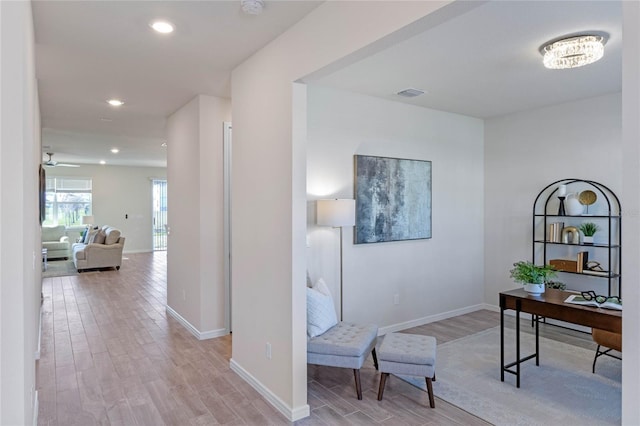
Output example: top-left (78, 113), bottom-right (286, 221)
top-left (541, 35), bottom-right (606, 70)
top-left (150, 20), bottom-right (174, 34)
top-left (241, 0), bottom-right (264, 15)
top-left (110, 148), bottom-right (119, 154)
top-left (107, 99), bottom-right (124, 107)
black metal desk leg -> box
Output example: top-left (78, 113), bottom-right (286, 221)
top-left (500, 295), bottom-right (505, 382)
top-left (516, 299), bottom-right (521, 388)
top-left (535, 314), bottom-right (540, 366)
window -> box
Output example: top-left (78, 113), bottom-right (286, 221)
top-left (44, 177), bottom-right (92, 226)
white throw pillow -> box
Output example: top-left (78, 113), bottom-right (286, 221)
top-left (313, 278), bottom-right (332, 297)
top-left (307, 287), bottom-right (338, 338)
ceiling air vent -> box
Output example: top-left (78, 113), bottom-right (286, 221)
top-left (396, 88), bottom-right (425, 98)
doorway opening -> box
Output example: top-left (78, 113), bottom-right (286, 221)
top-left (152, 179), bottom-right (168, 251)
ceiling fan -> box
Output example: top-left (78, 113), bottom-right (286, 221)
top-left (43, 152), bottom-right (79, 168)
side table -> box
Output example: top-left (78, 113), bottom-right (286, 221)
top-left (42, 248), bottom-right (47, 271)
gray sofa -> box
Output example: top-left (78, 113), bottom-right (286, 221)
top-left (41, 225), bottom-right (71, 259)
top-left (72, 225), bottom-right (125, 271)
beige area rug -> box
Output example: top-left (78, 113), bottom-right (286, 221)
top-left (398, 327), bottom-right (621, 426)
top-left (42, 259), bottom-right (79, 278)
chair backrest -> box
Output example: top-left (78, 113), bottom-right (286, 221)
top-left (592, 328), bottom-right (621, 351)
top-left (42, 225), bottom-right (66, 241)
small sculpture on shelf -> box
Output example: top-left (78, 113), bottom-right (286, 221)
top-left (557, 184), bottom-right (566, 215)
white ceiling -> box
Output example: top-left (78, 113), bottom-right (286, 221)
top-left (34, 1), bottom-right (622, 168)
top-left (310, 1), bottom-right (622, 119)
top-left (34, 0), bottom-right (323, 167)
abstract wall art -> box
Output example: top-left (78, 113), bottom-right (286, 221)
top-left (354, 155), bottom-right (431, 244)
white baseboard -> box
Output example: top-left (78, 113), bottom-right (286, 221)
top-left (165, 305), bottom-right (227, 340)
top-left (229, 358), bottom-right (310, 421)
top-left (122, 249), bottom-right (154, 255)
top-left (35, 305), bottom-right (42, 360)
top-left (378, 303), bottom-right (486, 335)
top-left (33, 390), bottom-right (38, 426)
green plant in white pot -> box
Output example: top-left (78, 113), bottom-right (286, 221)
top-left (579, 222), bottom-right (599, 245)
top-left (509, 261), bottom-right (557, 295)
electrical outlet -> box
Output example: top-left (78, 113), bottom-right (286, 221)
top-left (394, 294), bottom-right (400, 305)
top-left (266, 342), bottom-right (272, 359)
top-left (182, 290), bottom-right (186, 301)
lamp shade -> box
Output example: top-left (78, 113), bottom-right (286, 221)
top-left (82, 215), bottom-right (94, 225)
top-left (317, 199), bottom-right (355, 227)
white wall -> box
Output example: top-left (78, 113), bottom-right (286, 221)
top-left (0, 1), bottom-right (40, 424)
top-left (231, 1), bottom-right (463, 420)
top-left (484, 93), bottom-right (622, 304)
top-left (46, 164), bottom-right (166, 253)
top-left (307, 86), bottom-right (484, 330)
top-left (621, 2), bottom-right (640, 422)
top-left (166, 95), bottom-right (231, 337)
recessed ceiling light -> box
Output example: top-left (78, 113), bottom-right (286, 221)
top-left (241, 0), bottom-right (264, 15)
top-left (150, 20), bottom-right (174, 34)
top-left (396, 88), bottom-right (425, 98)
top-left (107, 99), bottom-right (124, 107)
top-left (99, 160), bottom-right (106, 165)
top-left (111, 148), bottom-right (119, 154)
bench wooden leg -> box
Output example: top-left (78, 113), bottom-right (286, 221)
top-left (425, 377), bottom-right (435, 408)
top-left (353, 369), bottom-right (363, 400)
top-left (377, 372), bottom-right (389, 401)
top-left (372, 347), bottom-right (379, 370)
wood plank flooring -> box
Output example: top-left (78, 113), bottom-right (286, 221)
top-left (37, 252), bottom-right (593, 425)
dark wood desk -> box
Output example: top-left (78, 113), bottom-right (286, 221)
top-left (500, 288), bottom-right (621, 388)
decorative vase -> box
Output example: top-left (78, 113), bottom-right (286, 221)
top-left (583, 235), bottom-right (594, 245)
top-left (524, 283), bottom-right (545, 295)
top-left (565, 193), bottom-right (584, 216)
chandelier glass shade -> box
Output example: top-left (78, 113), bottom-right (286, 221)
top-left (542, 35), bottom-right (605, 69)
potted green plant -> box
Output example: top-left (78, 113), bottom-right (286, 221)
top-left (579, 222), bottom-right (599, 245)
top-left (509, 261), bottom-right (557, 295)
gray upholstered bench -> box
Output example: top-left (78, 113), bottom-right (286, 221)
top-left (307, 322), bottom-right (378, 400)
top-left (376, 332), bottom-right (437, 408)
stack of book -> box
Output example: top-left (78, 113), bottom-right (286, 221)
top-left (576, 251), bottom-right (589, 273)
top-left (547, 222), bottom-right (564, 243)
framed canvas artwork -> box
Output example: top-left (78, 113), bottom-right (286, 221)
top-left (354, 155), bottom-right (431, 244)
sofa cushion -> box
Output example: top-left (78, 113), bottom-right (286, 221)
top-left (104, 228), bottom-right (121, 245)
top-left (85, 228), bottom-right (100, 244)
top-left (83, 226), bottom-right (98, 243)
top-left (44, 241), bottom-right (70, 251)
top-left (377, 333), bottom-right (436, 365)
top-left (308, 322), bottom-right (378, 357)
top-left (93, 229), bottom-right (107, 244)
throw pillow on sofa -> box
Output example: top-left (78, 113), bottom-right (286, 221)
top-left (93, 229), bottom-right (107, 244)
top-left (104, 228), bottom-right (121, 245)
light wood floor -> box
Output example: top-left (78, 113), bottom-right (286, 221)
top-left (37, 252), bottom-right (592, 425)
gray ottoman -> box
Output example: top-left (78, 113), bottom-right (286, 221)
top-left (376, 332), bottom-right (437, 408)
top-left (308, 322), bottom-right (378, 400)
